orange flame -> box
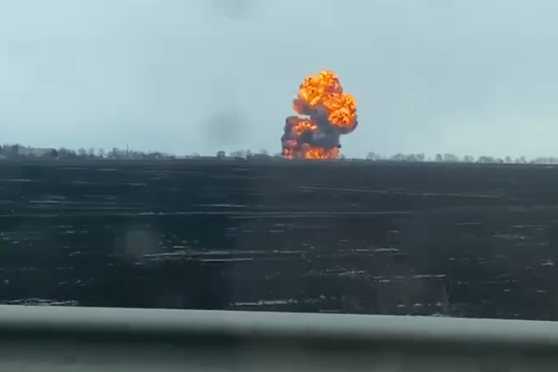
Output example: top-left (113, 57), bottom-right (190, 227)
top-left (282, 70), bottom-right (358, 159)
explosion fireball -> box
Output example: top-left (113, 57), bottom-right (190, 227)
top-left (281, 70), bottom-right (358, 159)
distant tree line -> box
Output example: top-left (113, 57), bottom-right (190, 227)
top-left (364, 152), bottom-right (558, 164)
top-left (0, 144), bottom-right (174, 160)
top-left (224, 150), bottom-right (558, 164)
top-left (2, 144), bottom-right (558, 165)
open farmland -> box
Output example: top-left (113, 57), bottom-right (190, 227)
top-left (1, 158), bottom-right (558, 320)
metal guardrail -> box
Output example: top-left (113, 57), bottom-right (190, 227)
top-left (0, 305), bottom-right (557, 371)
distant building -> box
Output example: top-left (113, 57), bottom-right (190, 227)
top-left (16, 146), bottom-right (56, 157)
top-left (251, 154), bottom-right (272, 160)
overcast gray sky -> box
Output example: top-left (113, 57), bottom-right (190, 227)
top-left (1, 0), bottom-right (558, 158)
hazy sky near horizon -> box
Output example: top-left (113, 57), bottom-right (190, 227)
top-left (2, 0), bottom-right (558, 158)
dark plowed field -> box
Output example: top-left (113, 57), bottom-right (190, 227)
top-left (1, 158), bottom-right (558, 320)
